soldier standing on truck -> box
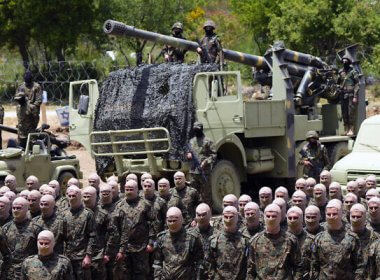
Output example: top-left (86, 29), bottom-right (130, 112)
top-left (186, 122), bottom-right (217, 206)
top-left (14, 70), bottom-right (42, 148)
top-left (196, 20), bottom-right (224, 66)
top-left (338, 55), bottom-right (359, 136)
top-left (161, 22), bottom-right (187, 63)
top-left (299, 130), bottom-right (330, 179)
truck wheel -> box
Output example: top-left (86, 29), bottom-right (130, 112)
top-left (210, 160), bottom-right (241, 214)
top-left (330, 142), bottom-right (349, 165)
top-left (58, 172), bottom-right (75, 195)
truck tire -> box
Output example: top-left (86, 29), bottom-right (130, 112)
top-left (58, 171), bottom-right (75, 195)
top-left (329, 142), bottom-right (349, 166)
top-left (210, 160), bottom-right (241, 214)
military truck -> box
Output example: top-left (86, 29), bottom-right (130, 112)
top-left (331, 115), bottom-right (380, 190)
top-left (0, 126), bottom-right (82, 193)
top-left (68, 20), bottom-right (365, 212)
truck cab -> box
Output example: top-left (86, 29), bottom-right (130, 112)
top-left (331, 115), bottom-right (380, 190)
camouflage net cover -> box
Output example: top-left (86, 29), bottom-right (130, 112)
top-left (93, 63), bottom-right (217, 175)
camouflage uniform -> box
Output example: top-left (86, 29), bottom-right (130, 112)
top-left (21, 253), bottom-right (74, 280)
top-left (205, 230), bottom-right (250, 280)
top-left (240, 223), bottom-right (264, 238)
top-left (213, 215), bottom-right (244, 233)
top-left (153, 228), bottom-right (204, 280)
top-left (368, 238), bottom-right (380, 278)
top-left (55, 196), bottom-right (70, 216)
top-left (188, 134), bottom-right (217, 206)
top-left (33, 212), bottom-right (64, 254)
top-left (311, 227), bottom-right (365, 279)
top-left (168, 186), bottom-right (200, 227)
top-left (307, 199), bottom-right (327, 222)
top-left (15, 82), bottom-right (42, 143)
top-left (299, 142), bottom-right (330, 179)
top-left (247, 230), bottom-right (303, 280)
top-left (61, 205), bottom-right (96, 280)
top-left (0, 215), bottom-right (12, 227)
top-left (162, 35), bottom-right (187, 63)
top-left (199, 34), bottom-right (223, 64)
top-left (338, 64), bottom-right (359, 130)
top-left (1, 218), bottom-right (42, 279)
top-left (190, 225), bottom-right (214, 279)
top-left (111, 196), bottom-right (153, 280)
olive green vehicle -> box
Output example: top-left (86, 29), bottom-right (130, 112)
top-left (0, 128), bottom-right (82, 193)
top-left (69, 20), bottom-right (365, 211)
top-left (331, 115), bottom-right (380, 191)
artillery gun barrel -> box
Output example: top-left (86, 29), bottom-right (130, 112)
top-left (0, 124), bottom-right (18, 134)
top-left (103, 20), bottom-right (270, 70)
top-left (283, 50), bottom-right (325, 68)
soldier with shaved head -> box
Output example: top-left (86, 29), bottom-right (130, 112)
top-left (247, 204), bottom-right (302, 279)
top-left (168, 171), bottom-right (200, 227)
top-left (206, 206), bottom-right (249, 279)
top-left (62, 185), bottom-right (96, 279)
top-left (311, 199), bottom-right (365, 279)
top-left (154, 207), bottom-right (204, 280)
top-left (2, 197), bottom-right (42, 278)
top-left (33, 194), bottom-right (64, 254)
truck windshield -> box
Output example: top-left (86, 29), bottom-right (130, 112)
top-left (354, 124), bottom-right (380, 152)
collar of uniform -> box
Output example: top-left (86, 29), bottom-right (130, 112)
top-left (70, 204), bottom-right (83, 214)
top-left (38, 253), bottom-right (55, 262)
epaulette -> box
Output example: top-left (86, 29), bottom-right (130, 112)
top-left (157, 230), bottom-right (168, 239)
top-left (58, 254), bottom-right (70, 262)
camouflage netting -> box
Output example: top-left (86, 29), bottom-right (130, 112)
top-left (93, 63), bottom-right (218, 176)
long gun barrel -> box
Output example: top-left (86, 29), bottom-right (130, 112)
top-left (103, 20), bottom-right (270, 70)
top-left (0, 124), bottom-right (18, 134)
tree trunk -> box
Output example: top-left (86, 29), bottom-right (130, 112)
top-left (17, 41), bottom-right (30, 69)
top-left (56, 48), bottom-right (65, 62)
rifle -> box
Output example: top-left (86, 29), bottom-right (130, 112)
top-left (190, 151), bottom-right (208, 182)
top-left (197, 39), bottom-right (212, 63)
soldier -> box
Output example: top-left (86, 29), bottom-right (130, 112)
top-left (14, 70), bottom-right (42, 148)
top-left (126, 173), bottom-right (138, 183)
top-left (154, 207), bottom-right (204, 280)
top-left (82, 186), bottom-right (110, 280)
top-left (186, 122), bottom-right (216, 206)
top-left (88, 173), bottom-right (101, 195)
top-left (107, 180), bottom-right (121, 205)
top-left (168, 171), bottom-right (200, 227)
top-left (140, 173), bottom-right (152, 189)
top-left (368, 237), bottom-right (380, 278)
top-left (259, 186), bottom-right (273, 213)
top-left (41, 186), bottom-right (56, 198)
top-left (366, 174), bottom-right (377, 191)
top-left (213, 194), bottom-right (244, 232)
top-left (157, 178), bottom-right (171, 203)
top-left (356, 177), bottom-right (367, 200)
top-left (247, 204), bottom-right (302, 279)
top-left (111, 180), bottom-right (153, 280)
top-left (0, 186), bottom-right (10, 197)
top-left (39, 184), bottom-right (49, 194)
top-left (241, 202), bottom-right (264, 237)
top-left (28, 190), bottom-right (42, 218)
top-left (19, 190), bottom-right (29, 200)
top-left (349, 203), bottom-right (377, 279)
top-left (328, 182), bottom-right (343, 201)
top-left (367, 197), bottom-right (380, 235)
top-left (206, 206), bottom-right (249, 279)
top-left (309, 184), bottom-right (328, 222)
top-left (343, 193), bottom-right (358, 224)
top-left (346, 180), bottom-right (359, 197)
top-left (295, 178), bottom-right (307, 194)
top-left (305, 177), bottom-right (317, 199)
top-left (26, 175), bottom-right (39, 191)
top-left (299, 131), bottom-right (330, 179)
top-left (311, 199), bottom-right (364, 279)
top-left (0, 196), bottom-right (12, 226)
top-left (2, 197), bottom-right (42, 278)
top-left (275, 186), bottom-right (290, 209)
top-left (33, 194), bottom-right (64, 254)
top-left (4, 174), bottom-right (17, 193)
top-left (238, 194), bottom-right (252, 217)
top-left (338, 55), bottom-right (359, 136)
top-left (21, 230), bottom-right (74, 279)
top-left (196, 20), bottom-right (223, 65)
top-left (273, 197), bottom-right (288, 231)
top-left (304, 205), bottom-right (324, 235)
top-left (319, 170), bottom-right (332, 190)
top-left (4, 190), bottom-right (16, 205)
top-left (62, 185), bottom-right (96, 279)
top-left (365, 188), bottom-right (379, 210)
top-left (67, 177), bottom-right (80, 187)
top-left (291, 190), bottom-right (307, 212)
top-left (161, 22), bottom-right (187, 63)
top-left (48, 180), bottom-right (69, 214)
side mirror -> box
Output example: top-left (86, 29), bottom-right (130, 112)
top-left (211, 80), bottom-right (218, 101)
top-left (78, 95), bottom-right (89, 115)
top-left (32, 145), bottom-right (41, 155)
top-left (348, 139), bottom-right (354, 152)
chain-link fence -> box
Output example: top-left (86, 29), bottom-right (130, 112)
top-left (0, 60), bottom-right (125, 105)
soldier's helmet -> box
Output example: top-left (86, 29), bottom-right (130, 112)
top-left (193, 122), bottom-right (203, 130)
top-left (341, 55), bottom-right (352, 64)
top-left (203, 20), bottom-right (216, 30)
top-left (306, 130), bottom-right (319, 140)
top-left (172, 22), bottom-right (183, 31)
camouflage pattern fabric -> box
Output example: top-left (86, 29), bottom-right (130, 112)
top-left (33, 212), bottom-right (64, 254)
top-left (199, 34), bottom-right (223, 64)
top-left (247, 230), bottom-right (303, 280)
top-left (338, 66), bottom-right (359, 127)
top-left (153, 228), bottom-right (204, 280)
top-left (168, 186), bottom-right (200, 227)
top-left (299, 142), bottom-right (330, 179)
top-left (161, 35), bottom-right (187, 63)
top-left (21, 253), bottom-right (74, 280)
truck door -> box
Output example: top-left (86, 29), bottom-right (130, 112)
top-left (194, 72), bottom-right (244, 139)
top-left (69, 80), bottom-right (99, 152)
top-left (24, 134), bottom-right (51, 183)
